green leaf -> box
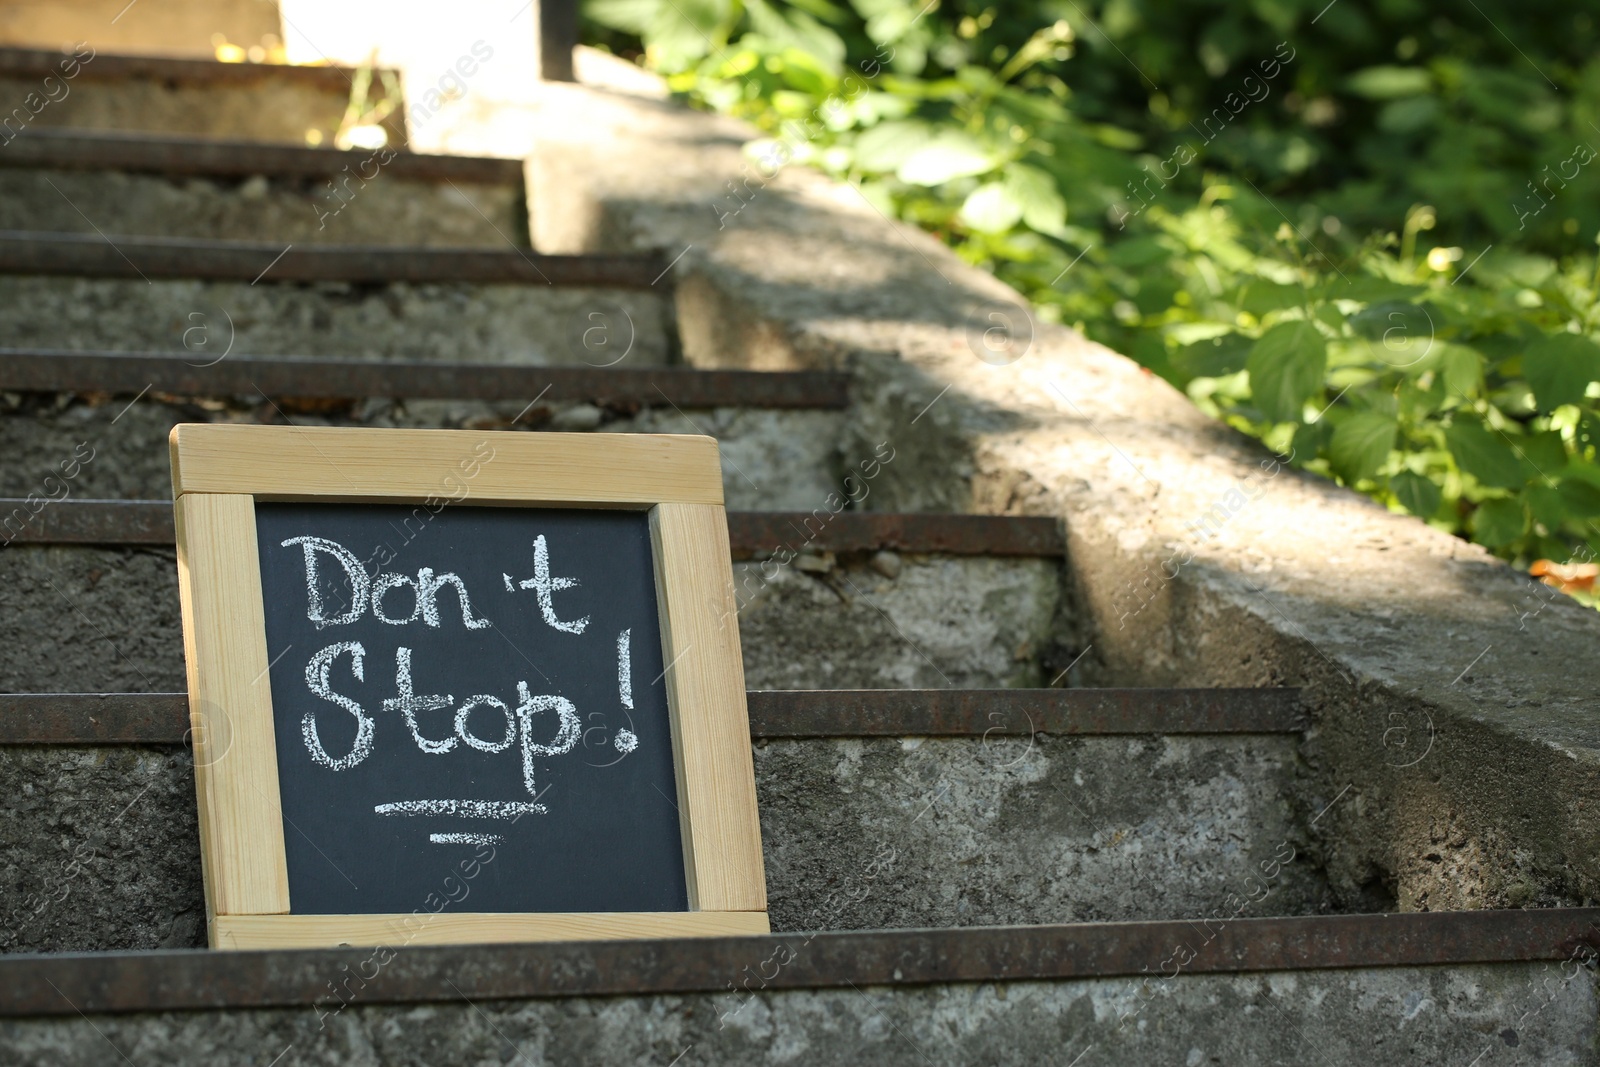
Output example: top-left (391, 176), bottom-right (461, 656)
top-left (1341, 277), bottom-right (1423, 302)
top-left (1329, 412), bottom-right (1398, 483)
top-left (586, 0), bottom-right (659, 35)
top-left (1349, 301), bottom-right (1437, 370)
top-left (1291, 418), bottom-right (1332, 461)
top-left (853, 0), bottom-right (915, 43)
top-left (1558, 477), bottom-right (1600, 517)
top-left (1522, 334), bottom-right (1600, 412)
top-left (1472, 496), bottom-right (1528, 547)
top-left (1239, 282), bottom-right (1305, 316)
top-left (1349, 300), bottom-right (1425, 340)
top-left (1391, 470), bottom-right (1441, 517)
top-left (1247, 321), bottom-right (1327, 423)
top-left (851, 120), bottom-right (933, 172)
top-left (1515, 430), bottom-right (1569, 477)
top-left (1438, 344), bottom-right (1484, 399)
top-left (1004, 163), bottom-right (1067, 235)
top-left (1174, 332), bottom-right (1252, 378)
top-left (784, 0), bottom-right (848, 22)
top-left (1106, 237), bottom-right (1170, 268)
top-left (746, 0), bottom-right (845, 73)
top-left (1345, 65), bottom-right (1433, 100)
top-left (1525, 484), bottom-right (1565, 529)
top-left (959, 182), bottom-right (1024, 233)
top-left (1446, 419), bottom-right (1527, 489)
top-left (1565, 458), bottom-right (1600, 486)
top-left (642, 0), bottom-right (732, 70)
top-left (1378, 96), bottom-right (1440, 133)
top-left (897, 132), bottom-right (999, 185)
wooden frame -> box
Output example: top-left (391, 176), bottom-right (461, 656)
top-left (171, 425), bottom-right (766, 949)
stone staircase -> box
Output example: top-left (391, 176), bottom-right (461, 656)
top-left (0, 40), bottom-right (1597, 1066)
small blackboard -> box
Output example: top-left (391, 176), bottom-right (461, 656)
top-left (255, 503), bottom-right (686, 914)
top-left (171, 425), bottom-right (767, 949)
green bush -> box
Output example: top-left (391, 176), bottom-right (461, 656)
top-left (585, 0), bottom-right (1600, 568)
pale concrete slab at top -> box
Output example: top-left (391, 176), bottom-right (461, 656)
top-left (0, 0), bottom-right (279, 58)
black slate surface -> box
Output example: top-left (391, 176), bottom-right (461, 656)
top-left (254, 502), bottom-right (686, 915)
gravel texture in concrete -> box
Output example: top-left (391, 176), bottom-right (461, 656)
top-left (0, 72), bottom-right (359, 144)
top-left (3, 729), bottom-right (1312, 952)
top-left (734, 555), bottom-right (1060, 690)
top-left (0, 745), bottom-right (202, 954)
top-left (0, 277), bottom-right (671, 364)
top-left (0, 963), bottom-right (1592, 1065)
top-left (0, 169), bottom-right (526, 247)
top-left (757, 732), bottom-right (1326, 931)
top-left (0, 396), bottom-right (844, 510)
top-left (0, 545), bottom-right (182, 693)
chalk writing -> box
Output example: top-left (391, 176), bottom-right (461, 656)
top-left (257, 503), bottom-right (686, 912)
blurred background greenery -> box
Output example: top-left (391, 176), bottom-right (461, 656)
top-left (583, 0), bottom-right (1600, 582)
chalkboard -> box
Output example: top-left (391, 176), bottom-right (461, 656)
top-left (254, 502), bottom-right (688, 915)
top-left (173, 424), bottom-right (765, 948)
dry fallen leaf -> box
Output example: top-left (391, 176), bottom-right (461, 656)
top-left (1529, 559), bottom-right (1599, 593)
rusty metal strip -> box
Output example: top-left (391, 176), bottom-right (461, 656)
top-left (0, 688), bottom-right (1299, 745)
top-left (0, 501), bottom-right (1057, 558)
top-left (746, 688), bottom-right (1303, 736)
top-left (0, 352), bottom-right (850, 408)
top-left (0, 232), bottom-right (666, 288)
top-left (0, 46), bottom-right (371, 91)
top-left (3, 910), bottom-right (1597, 1017)
top-left (0, 499), bottom-right (173, 544)
top-left (0, 130), bottom-right (524, 184)
top-left (0, 693), bottom-right (187, 744)
top-left (725, 512), bottom-right (1063, 557)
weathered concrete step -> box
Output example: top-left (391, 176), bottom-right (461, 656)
top-left (0, 365), bottom-right (847, 508)
top-left (4, 403), bottom-right (835, 508)
top-left (0, 46), bottom-right (402, 145)
top-left (1, 912), bottom-right (1595, 1064)
top-left (0, 232), bottom-right (672, 363)
top-left (0, 531), bottom-right (1064, 692)
top-left (0, 130), bottom-right (526, 247)
top-left (2, 690), bottom-right (1315, 949)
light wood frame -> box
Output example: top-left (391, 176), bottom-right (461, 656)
top-left (171, 425), bottom-right (767, 950)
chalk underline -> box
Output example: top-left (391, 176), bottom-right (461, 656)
top-left (429, 832), bottom-right (503, 846)
top-left (374, 799), bottom-right (547, 818)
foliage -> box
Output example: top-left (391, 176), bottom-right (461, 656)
top-left (583, 0), bottom-right (1600, 567)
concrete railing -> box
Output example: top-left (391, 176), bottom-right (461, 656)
top-left (527, 56), bottom-right (1600, 912)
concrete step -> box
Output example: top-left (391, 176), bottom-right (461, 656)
top-left (0, 46), bottom-right (402, 145)
top-left (1, 689), bottom-right (1315, 952)
top-left (0, 505), bottom-right (1065, 693)
top-left (1, 911), bottom-right (1595, 1063)
top-left (0, 233), bottom-right (673, 363)
top-left (0, 355), bottom-right (1061, 687)
top-left (0, 130), bottom-right (527, 247)
top-left (0, 357), bottom-right (848, 509)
